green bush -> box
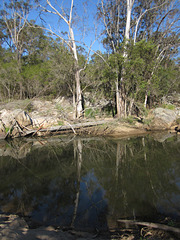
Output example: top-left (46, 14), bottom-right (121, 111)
top-left (85, 108), bottom-right (100, 118)
top-left (122, 116), bottom-right (135, 125)
top-left (161, 104), bottom-right (175, 110)
top-left (143, 118), bottom-right (152, 125)
top-left (5, 127), bottom-right (10, 133)
top-left (58, 120), bottom-right (64, 125)
top-left (176, 118), bottom-right (180, 124)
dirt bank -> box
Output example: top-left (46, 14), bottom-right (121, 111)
top-left (1, 213), bottom-right (179, 240)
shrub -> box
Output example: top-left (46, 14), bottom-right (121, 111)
top-left (161, 104), bottom-right (175, 110)
top-left (85, 108), bottom-right (100, 118)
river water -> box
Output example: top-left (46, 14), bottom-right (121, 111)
top-left (0, 132), bottom-right (179, 231)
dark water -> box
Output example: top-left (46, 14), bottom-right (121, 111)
top-left (0, 132), bottom-right (179, 231)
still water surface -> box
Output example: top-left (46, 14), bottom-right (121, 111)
top-left (0, 132), bottom-right (179, 230)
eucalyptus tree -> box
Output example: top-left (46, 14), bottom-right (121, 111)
top-left (46, 39), bottom-right (76, 99)
top-left (0, 7), bottom-right (51, 99)
top-left (0, 22), bottom-right (50, 100)
top-left (0, 48), bottom-right (19, 100)
top-left (21, 26), bottom-right (54, 98)
top-left (36, 0), bottom-right (92, 119)
top-left (0, 0), bottom-right (34, 99)
top-left (84, 52), bottom-right (110, 100)
top-left (98, 0), bottom-right (137, 117)
top-left (98, 0), bottom-right (124, 116)
top-left (98, 0), bottom-right (180, 116)
top-left (135, 0), bottom-right (180, 107)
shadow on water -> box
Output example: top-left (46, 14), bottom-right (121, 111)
top-left (0, 132), bottom-right (180, 233)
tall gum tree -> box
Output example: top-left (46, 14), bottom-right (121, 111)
top-left (119, 0), bottom-right (135, 117)
top-left (99, 0), bottom-right (124, 117)
top-left (98, 0), bottom-right (179, 117)
top-left (39, 0), bottom-right (85, 119)
top-left (1, 0), bottom-right (32, 99)
top-left (99, 0), bottom-right (135, 117)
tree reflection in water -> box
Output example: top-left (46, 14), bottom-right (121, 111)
top-left (0, 134), bottom-right (179, 230)
top-left (71, 139), bottom-right (82, 227)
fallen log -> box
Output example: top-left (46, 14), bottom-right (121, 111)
top-left (117, 219), bottom-right (180, 234)
top-left (7, 120), bottom-right (109, 138)
top-left (32, 123), bottom-right (44, 136)
top-left (39, 120), bottom-right (108, 133)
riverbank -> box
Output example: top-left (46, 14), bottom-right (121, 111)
top-left (1, 213), bottom-right (179, 240)
top-left (0, 98), bottom-right (179, 139)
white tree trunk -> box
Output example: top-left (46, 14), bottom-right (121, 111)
top-left (69, 26), bottom-right (83, 118)
top-left (71, 139), bottom-right (82, 227)
top-left (118, 0), bottom-right (134, 117)
top-left (128, 98), bottom-right (134, 116)
top-left (75, 69), bottom-right (83, 118)
top-left (144, 91), bottom-right (148, 108)
top-left (125, 0), bottom-right (133, 42)
top-left (116, 77), bottom-right (121, 117)
top-left (46, 0), bottom-right (83, 119)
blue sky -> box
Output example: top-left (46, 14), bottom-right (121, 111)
top-left (1, 0), bottom-right (179, 58)
top-left (29, 0), bottom-right (105, 54)
top-left (0, 0), bottom-right (104, 53)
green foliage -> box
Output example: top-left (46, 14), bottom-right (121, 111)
top-left (5, 127), bottom-right (10, 133)
top-left (124, 116), bottom-right (134, 125)
top-left (161, 104), bottom-right (175, 110)
top-left (85, 52), bottom-right (114, 100)
top-left (167, 219), bottom-right (176, 227)
top-left (125, 40), bottom-right (157, 99)
top-left (108, 52), bottom-right (124, 69)
top-left (22, 61), bottom-right (53, 98)
top-left (85, 108), bottom-right (95, 118)
top-left (55, 104), bottom-right (64, 112)
top-left (0, 16), bottom-right (80, 100)
top-left (0, 50), bottom-right (19, 99)
top-left (134, 102), bottom-right (149, 117)
top-left (157, 60), bottom-right (180, 95)
top-left (143, 118), bottom-right (152, 126)
top-left (85, 108), bottom-right (100, 118)
top-left (176, 118), bottom-right (180, 125)
top-left (58, 120), bottom-right (64, 126)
